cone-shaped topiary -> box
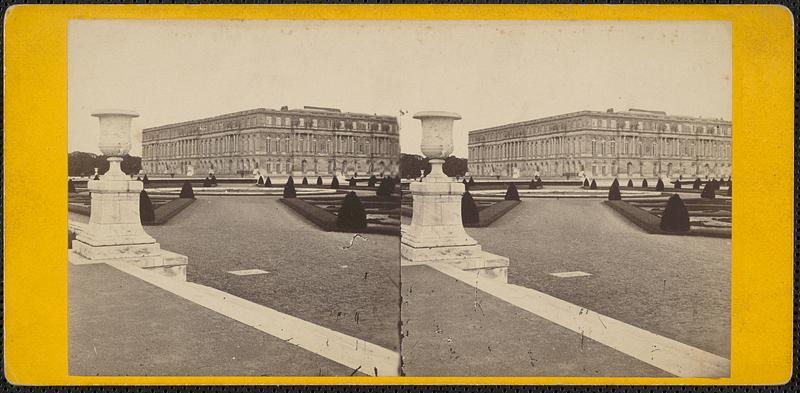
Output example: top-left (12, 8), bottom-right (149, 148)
top-left (283, 176), bottom-right (297, 198)
top-left (143, 174), bottom-right (150, 186)
top-left (641, 178), bottom-right (649, 188)
top-left (589, 179), bottom-right (597, 190)
top-left (93, 174), bottom-right (100, 180)
top-left (179, 181), bottom-right (195, 199)
top-left (528, 178), bottom-right (537, 190)
top-left (700, 182), bottom-right (715, 199)
top-left (463, 178), bottom-right (469, 190)
top-left (468, 177), bottom-right (476, 187)
top-left (674, 180), bottom-right (682, 189)
top-left (211, 174), bottom-right (217, 186)
top-left (331, 176), bottom-right (339, 189)
top-left (68, 179), bottom-right (77, 193)
top-left (504, 183), bottom-right (520, 201)
top-left (139, 190), bottom-right (155, 224)
top-left (316, 176), bottom-right (323, 186)
top-left (136, 176), bottom-right (142, 181)
top-left (349, 177), bottom-right (357, 187)
top-left (265, 177), bottom-right (272, 187)
top-left (202, 177), bottom-right (212, 187)
top-left (368, 175), bottom-right (377, 187)
top-left (257, 176), bottom-right (264, 185)
top-left (336, 192), bottom-right (367, 231)
top-left (693, 178), bottom-right (701, 190)
top-left (608, 178), bottom-right (621, 200)
top-left (655, 178), bottom-right (664, 191)
top-left (302, 177), bottom-right (309, 185)
top-left (376, 177), bottom-right (394, 197)
top-left (627, 179), bottom-right (634, 188)
top-left (727, 183), bottom-right (732, 197)
top-left (660, 194), bottom-right (690, 232)
top-left (583, 178), bottom-right (590, 187)
top-left (461, 191), bottom-right (480, 225)
top-left (536, 177), bottom-right (543, 189)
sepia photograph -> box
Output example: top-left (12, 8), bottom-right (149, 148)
top-left (65, 18), bottom-right (731, 378)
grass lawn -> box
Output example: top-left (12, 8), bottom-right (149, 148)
top-left (143, 196), bottom-right (400, 351)
top-left (464, 199), bottom-right (730, 358)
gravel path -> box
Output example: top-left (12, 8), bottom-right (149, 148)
top-left (465, 199), bottom-right (730, 358)
top-left (144, 196), bottom-right (400, 350)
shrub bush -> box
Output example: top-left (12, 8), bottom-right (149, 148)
top-left (608, 178), bottom-right (621, 200)
top-left (536, 177), bottom-right (543, 189)
top-left (316, 176), bottom-right (323, 186)
top-left (331, 176), bottom-right (340, 189)
top-left (660, 194), bottom-right (690, 232)
top-left (583, 178), bottom-right (590, 187)
top-left (627, 179), bottom-right (633, 188)
top-left (528, 178), bottom-right (537, 190)
top-left (179, 181), bottom-right (195, 199)
top-left (283, 176), bottom-right (297, 198)
top-left (348, 177), bottom-right (357, 187)
top-left (93, 174), bottom-right (100, 180)
top-left (202, 177), bottom-right (212, 187)
top-left (265, 177), bottom-right (272, 187)
top-left (727, 183), bottom-right (732, 197)
top-left (139, 190), bottom-right (155, 224)
top-left (368, 175), bottom-right (377, 187)
top-left (210, 174), bottom-right (217, 186)
top-left (376, 177), bottom-right (394, 197)
top-left (142, 174), bottom-right (150, 186)
top-left (336, 192), bottom-right (367, 231)
top-left (674, 180), bottom-right (682, 189)
top-left (589, 179), bottom-right (597, 190)
top-left (257, 176), bottom-right (264, 185)
top-left (641, 178), bottom-right (649, 188)
top-left (711, 179), bottom-right (720, 190)
top-left (504, 183), bottom-right (520, 201)
top-left (693, 178), bottom-right (701, 190)
top-left (700, 182), bottom-right (715, 199)
top-left (655, 178), bottom-right (665, 191)
top-left (302, 177), bottom-right (309, 185)
top-left (461, 191), bottom-right (480, 225)
top-left (468, 177), bottom-right (476, 187)
top-left (68, 179), bottom-right (77, 193)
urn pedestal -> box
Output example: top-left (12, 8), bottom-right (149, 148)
top-left (400, 112), bottom-right (509, 282)
top-left (69, 110), bottom-right (187, 280)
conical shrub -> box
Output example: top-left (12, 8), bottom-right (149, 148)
top-left (302, 177), bottom-right (309, 185)
top-left (660, 194), bottom-right (690, 232)
top-left (316, 176), bottom-right (323, 186)
top-left (139, 190), bottom-right (155, 224)
top-left (693, 178), bottom-right (701, 190)
top-left (68, 179), bottom-right (77, 193)
top-left (336, 192), bottom-right (367, 231)
top-left (468, 177), bottom-right (476, 187)
top-left (210, 174), bottom-right (217, 186)
top-left (202, 177), bottom-right (212, 187)
top-left (655, 178), bottom-right (664, 191)
top-left (589, 179), bottom-right (597, 190)
top-left (504, 183), bottom-right (520, 201)
top-left (641, 178), bottom-right (649, 188)
top-left (257, 176), bottom-right (264, 185)
top-left (627, 179), bottom-right (634, 188)
top-left (461, 191), bottom-right (480, 225)
top-left (348, 177), bottom-right (357, 187)
top-left (536, 177), bottom-right (543, 189)
top-left (727, 183), bottom-right (732, 197)
top-left (143, 174), bottom-right (150, 186)
top-left (179, 181), bottom-right (195, 199)
top-left (93, 174), bottom-right (100, 180)
top-left (283, 176), bottom-right (297, 198)
top-left (700, 182), bottom-right (715, 199)
top-left (583, 178), bottom-right (590, 187)
top-left (368, 175), bottom-right (378, 187)
top-left (674, 180), bottom-right (682, 189)
top-left (608, 178), bottom-right (621, 200)
top-left (463, 178), bottom-right (469, 190)
top-left (331, 176), bottom-right (340, 189)
top-left (528, 178), bottom-right (537, 190)
top-left (376, 177), bottom-right (394, 197)
top-left (265, 177), bottom-right (272, 187)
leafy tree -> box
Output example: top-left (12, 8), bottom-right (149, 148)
top-left (442, 156), bottom-right (468, 178)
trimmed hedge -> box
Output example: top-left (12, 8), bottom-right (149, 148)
top-left (139, 190), bottom-right (155, 224)
top-left (641, 178), bottom-right (649, 188)
top-left (336, 192), bottom-right (367, 231)
top-left (316, 176), bottom-right (323, 186)
top-left (504, 183), bottom-right (520, 201)
top-left (655, 178), bottom-right (664, 191)
top-left (376, 177), bottom-right (394, 197)
top-left (700, 182), bottom-right (715, 199)
top-left (674, 180), bottom-right (682, 189)
top-left (302, 177), bottom-right (309, 185)
top-left (589, 179), bottom-right (598, 190)
top-left (257, 176), bottom-right (264, 185)
top-left (68, 179), bottom-right (77, 193)
top-left (202, 177), bottom-right (213, 187)
top-left (143, 174), bottom-right (150, 186)
top-left (608, 178), bottom-right (621, 201)
top-left (693, 178), bottom-right (701, 190)
top-left (468, 177), bottom-right (476, 187)
top-left (283, 176), bottom-right (297, 198)
top-left (660, 194), bottom-right (690, 232)
top-left (368, 175), bottom-right (378, 187)
top-left (461, 191), bottom-right (479, 225)
top-left (265, 177), bottom-right (272, 187)
top-left (583, 178), bottom-right (590, 187)
top-left (331, 176), bottom-right (340, 189)
top-left (627, 179), bottom-right (634, 188)
top-left (179, 181), bottom-right (195, 199)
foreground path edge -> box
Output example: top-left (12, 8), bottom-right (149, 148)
top-left (106, 261), bottom-right (401, 376)
top-left (425, 262), bottom-right (730, 378)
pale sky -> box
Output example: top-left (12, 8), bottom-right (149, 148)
top-left (69, 19), bottom-right (731, 157)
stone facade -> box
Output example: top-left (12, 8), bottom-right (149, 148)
top-left (468, 108), bottom-right (732, 179)
top-left (142, 106), bottom-right (400, 176)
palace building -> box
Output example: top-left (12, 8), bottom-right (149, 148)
top-left (141, 106), bottom-right (400, 176)
top-left (467, 108), bottom-right (731, 179)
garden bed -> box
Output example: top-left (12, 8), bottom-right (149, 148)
top-left (281, 197), bottom-right (400, 236)
top-left (400, 196), bottom-right (520, 227)
top-left (604, 200), bottom-right (730, 238)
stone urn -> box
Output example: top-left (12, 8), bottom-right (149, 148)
top-left (414, 111), bottom-right (461, 180)
top-left (92, 109), bottom-right (139, 180)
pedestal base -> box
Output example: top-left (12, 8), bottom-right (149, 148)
top-left (70, 239), bottom-right (188, 281)
top-left (400, 248), bottom-right (509, 283)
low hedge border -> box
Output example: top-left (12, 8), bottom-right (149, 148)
top-left (604, 200), bottom-right (730, 238)
top-left (400, 199), bottom-right (520, 228)
top-left (68, 197), bottom-right (195, 226)
top-left (280, 198), bottom-right (400, 236)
